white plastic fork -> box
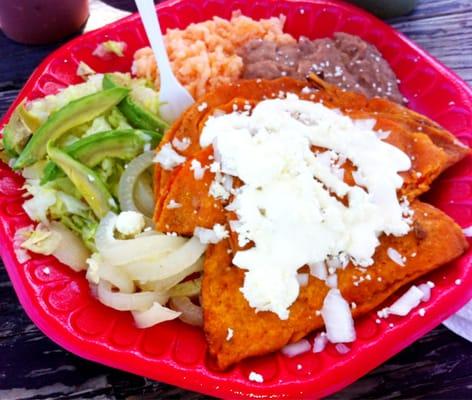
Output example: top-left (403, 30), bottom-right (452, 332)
top-left (134, 0), bottom-right (194, 123)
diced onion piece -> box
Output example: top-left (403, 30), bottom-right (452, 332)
top-left (169, 296), bottom-right (203, 326)
top-left (335, 343), bottom-right (350, 354)
top-left (281, 339), bottom-right (311, 357)
top-left (321, 289), bottom-right (356, 343)
top-left (308, 261), bottom-right (327, 281)
top-left (132, 302), bottom-right (181, 329)
top-left (388, 285), bottom-right (423, 316)
top-left (313, 333), bottom-right (328, 353)
top-left (49, 222), bottom-right (90, 272)
top-left (296, 273), bottom-right (309, 287)
top-left (417, 283), bottom-right (432, 302)
top-left (118, 152), bottom-right (154, 215)
top-left (97, 280), bottom-right (155, 311)
top-left (387, 247), bottom-right (405, 267)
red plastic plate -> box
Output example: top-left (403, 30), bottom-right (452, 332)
top-left (0, 0), bottom-right (471, 398)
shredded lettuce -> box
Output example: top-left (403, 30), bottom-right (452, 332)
top-left (21, 223), bottom-right (61, 255)
top-left (84, 116), bottom-right (112, 137)
top-left (93, 41), bottom-right (127, 58)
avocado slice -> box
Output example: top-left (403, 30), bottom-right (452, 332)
top-left (14, 87), bottom-right (129, 169)
top-left (41, 129), bottom-right (161, 184)
top-left (103, 74), bottom-right (168, 133)
top-left (3, 101), bottom-right (34, 157)
top-left (47, 143), bottom-right (118, 219)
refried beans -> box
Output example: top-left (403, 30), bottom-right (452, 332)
top-left (239, 32), bottom-right (403, 103)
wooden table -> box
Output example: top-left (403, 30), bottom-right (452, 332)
top-left (0, 0), bottom-right (471, 398)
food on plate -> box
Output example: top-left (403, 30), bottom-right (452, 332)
top-left (153, 74), bottom-right (469, 368)
top-left (133, 12), bottom-right (295, 99)
top-left (133, 13), bottom-right (402, 103)
top-left (239, 32), bottom-right (403, 103)
top-left (1, 10), bottom-right (470, 373)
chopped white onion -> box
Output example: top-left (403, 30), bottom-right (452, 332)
top-left (308, 261), bottom-right (327, 281)
top-left (297, 273), bottom-right (309, 287)
top-left (335, 343), bottom-right (350, 354)
top-left (417, 283), bottom-right (432, 302)
top-left (13, 226), bottom-right (33, 263)
top-left (321, 289), bottom-right (356, 343)
top-left (169, 296), bottom-right (203, 326)
top-left (313, 332), bottom-right (328, 353)
top-left (132, 301), bottom-right (181, 329)
top-left (388, 285), bottom-right (423, 316)
top-left (281, 339), bottom-right (311, 357)
top-left (97, 280), bottom-right (156, 311)
top-left (387, 247), bottom-right (406, 267)
top-left (462, 226), bottom-right (472, 237)
top-left (97, 262), bottom-right (135, 294)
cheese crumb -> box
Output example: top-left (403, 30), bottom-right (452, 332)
top-left (43, 267), bottom-right (51, 275)
top-left (154, 143), bottom-right (186, 170)
top-left (172, 137), bottom-right (191, 151)
top-left (197, 102), bottom-right (208, 112)
top-left (190, 159), bottom-right (206, 180)
top-left (115, 211), bottom-right (145, 236)
top-left (166, 199), bottom-right (182, 209)
top-left (226, 328), bottom-right (234, 341)
top-left (248, 371), bottom-right (264, 383)
top-left (418, 308), bottom-right (426, 317)
top-left (455, 279), bottom-right (462, 285)
top-left (194, 224), bottom-right (229, 244)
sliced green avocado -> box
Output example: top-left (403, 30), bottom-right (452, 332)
top-left (41, 129), bottom-right (161, 184)
top-left (14, 87), bottom-right (129, 169)
top-left (103, 74), bottom-right (168, 133)
top-left (3, 101), bottom-right (34, 157)
top-left (47, 143), bottom-right (118, 219)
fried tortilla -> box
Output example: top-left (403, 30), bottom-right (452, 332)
top-left (152, 76), bottom-right (469, 370)
top-left (202, 201), bottom-right (468, 369)
top-left (154, 77), bottom-right (469, 231)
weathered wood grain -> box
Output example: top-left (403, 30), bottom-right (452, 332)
top-left (0, 0), bottom-right (471, 399)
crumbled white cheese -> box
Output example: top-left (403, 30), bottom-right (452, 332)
top-left (200, 95), bottom-right (412, 319)
top-left (43, 267), bottom-right (51, 275)
top-left (154, 143), bottom-right (186, 170)
top-left (455, 279), bottom-right (462, 285)
top-left (226, 328), bottom-right (234, 341)
top-left (248, 371), bottom-right (264, 383)
top-left (418, 308), bottom-right (426, 317)
top-left (190, 159), bottom-right (206, 180)
top-left (166, 199), bottom-right (182, 209)
top-left (197, 102), bottom-right (208, 112)
top-left (194, 224), bottom-right (229, 244)
top-left (172, 137), bottom-right (191, 151)
top-left (115, 211), bottom-right (145, 236)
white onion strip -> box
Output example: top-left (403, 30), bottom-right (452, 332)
top-left (118, 151), bottom-right (154, 215)
top-left (169, 296), bottom-right (203, 326)
top-left (97, 280), bottom-right (155, 311)
top-left (95, 212), bottom-right (185, 266)
top-left (132, 302), bottom-right (181, 328)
